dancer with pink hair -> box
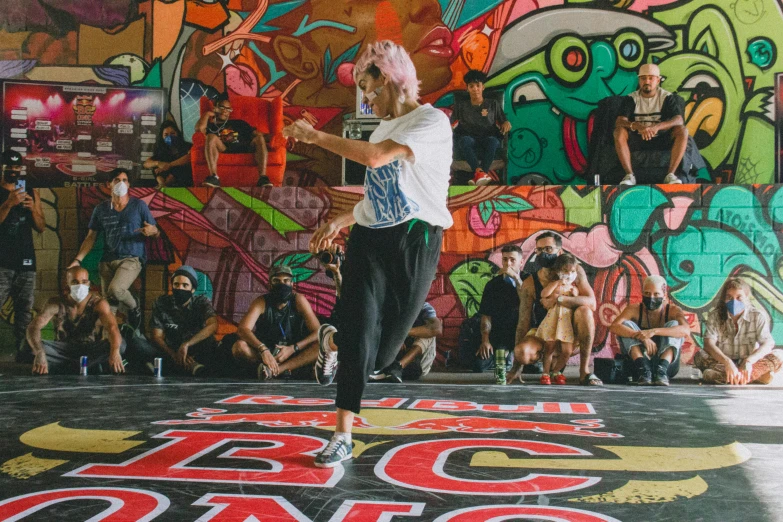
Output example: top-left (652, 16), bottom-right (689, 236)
top-left (283, 41), bottom-right (453, 467)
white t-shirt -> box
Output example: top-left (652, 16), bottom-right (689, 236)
top-left (629, 88), bottom-right (672, 127)
top-left (353, 104), bottom-right (454, 229)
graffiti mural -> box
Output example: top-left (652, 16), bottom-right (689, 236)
top-left (2, 184), bottom-right (782, 367)
top-left (2, 0), bottom-right (780, 185)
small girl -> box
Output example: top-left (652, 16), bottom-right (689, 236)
top-left (536, 253), bottom-right (580, 385)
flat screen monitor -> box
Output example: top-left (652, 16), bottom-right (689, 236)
top-left (1, 80), bottom-right (166, 187)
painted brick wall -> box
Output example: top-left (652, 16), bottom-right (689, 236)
top-left (3, 184), bottom-right (782, 367)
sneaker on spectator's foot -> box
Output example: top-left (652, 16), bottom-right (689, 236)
top-left (663, 173), bottom-right (682, 184)
top-left (314, 436), bottom-right (353, 468)
top-left (653, 366), bottom-right (670, 386)
top-left (203, 174), bottom-right (221, 188)
top-left (257, 361), bottom-right (272, 380)
top-left (127, 307), bottom-right (143, 331)
top-left (702, 368), bottom-right (725, 384)
top-left (637, 370), bottom-right (653, 385)
top-left (540, 374), bottom-right (552, 385)
top-left (620, 173), bottom-right (636, 186)
top-left (382, 361), bottom-right (403, 383)
top-left (315, 324), bottom-right (338, 386)
top-left (469, 169), bottom-right (493, 186)
top-left (257, 175), bottom-right (273, 187)
top-left (553, 372), bottom-right (567, 385)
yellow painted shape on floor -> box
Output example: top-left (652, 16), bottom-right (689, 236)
top-left (470, 442), bottom-right (751, 472)
top-left (1, 453), bottom-right (67, 479)
top-left (352, 440), bottom-right (390, 458)
top-left (569, 476), bottom-right (709, 503)
top-left (312, 409), bottom-right (456, 436)
top-left (20, 422), bottom-right (144, 454)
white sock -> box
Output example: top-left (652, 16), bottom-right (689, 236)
top-left (626, 172), bottom-right (634, 178)
top-left (334, 431), bottom-right (351, 444)
top-left (667, 172), bottom-right (675, 178)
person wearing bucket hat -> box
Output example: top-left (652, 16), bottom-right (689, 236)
top-left (126, 265), bottom-right (219, 376)
top-left (1, 149), bottom-right (45, 355)
top-left (222, 264), bottom-right (321, 381)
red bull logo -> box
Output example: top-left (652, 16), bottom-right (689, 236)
top-left (153, 409), bottom-right (374, 429)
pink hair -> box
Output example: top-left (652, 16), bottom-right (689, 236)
top-left (353, 40), bottom-right (420, 101)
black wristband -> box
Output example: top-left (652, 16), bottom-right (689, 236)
top-left (257, 344), bottom-right (268, 353)
top-left (293, 344), bottom-right (300, 353)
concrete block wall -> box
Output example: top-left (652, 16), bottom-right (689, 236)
top-left (3, 184), bottom-right (783, 367)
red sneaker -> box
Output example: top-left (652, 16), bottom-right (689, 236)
top-left (553, 372), bottom-right (567, 385)
top-left (540, 374), bottom-right (552, 385)
top-left (469, 169), bottom-right (493, 186)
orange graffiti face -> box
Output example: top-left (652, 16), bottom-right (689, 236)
top-left (307, 0), bottom-right (453, 96)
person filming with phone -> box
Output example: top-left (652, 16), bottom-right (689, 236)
top-left (0, 149), bottom-right (45, 356)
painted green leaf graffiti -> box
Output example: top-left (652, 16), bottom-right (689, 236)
top-left (492, 194), bottom-right (533, 213)
top-left (448, 259), bottom-right (498, 316)
top-left (273, 252), bottom-right (315, 283)
top-left (478, 201), bottom-right (494, 225)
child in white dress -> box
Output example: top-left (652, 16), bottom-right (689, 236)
top-left (536, 254), bottom-right (580, 385)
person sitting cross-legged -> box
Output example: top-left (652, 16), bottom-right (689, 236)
top-left (126, 266), bottom-right (218, 376)
top-left (370, 302), bottom-right (443, 382)
top-left (21, 266), bottom-right (125, 375)
top-left (694, 277), bottom-right (783, 385)
top-left (609, 275), bottom-right (690, 386)
top-left (223, 265), bottom-right (321, 379)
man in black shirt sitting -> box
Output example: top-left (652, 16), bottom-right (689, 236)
top-left (195, 93), bottom-right (269, 188)
top-left (451, 69), bottom-right (511, 186)
top-left (223, 265), bottom-right (321, 379)
top-left (463, 245), bottom-right (524, 373)
top-left (127, 266), bottom-right (218, 376)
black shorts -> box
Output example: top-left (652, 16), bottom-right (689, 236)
top-left (628, 129), bottom-right (674, 151)
top-left (224, 141), bottom-right (253, 154)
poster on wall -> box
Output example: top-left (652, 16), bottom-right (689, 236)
top-left (1, 80), bottom-right (166, 187)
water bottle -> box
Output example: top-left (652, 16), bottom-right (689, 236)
top-left (690, 367), bottom-right (702, 380)
top-left (495, 348), bottom-right (507, 385)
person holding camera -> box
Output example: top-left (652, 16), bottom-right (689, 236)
top-left (222, 265), bottom-right (321, 379)
top-left (283, 41), bottom-right (452, 468)
top-left (0, 150), bottom-right (45, 354)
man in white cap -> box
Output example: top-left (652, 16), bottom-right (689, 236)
top-left (613, 63), bottom-right (689, 186)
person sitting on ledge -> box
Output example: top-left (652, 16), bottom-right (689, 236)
top-left (143, 121), bottom-right (193, 189)
top-left (451, 69), bottom-right (511, 186)
top-left (195, 93), bottom-right (269, 188)
top-left (613, 63), bottom-right (688, 186)
top-left (694, 277), bottom-right (783, 385)
top-left (21, 266), bottom-right (125, 375)
top-left (222, 265), bottom-right (321, 380)
top-left (609, 275), bottom-right (690, 386)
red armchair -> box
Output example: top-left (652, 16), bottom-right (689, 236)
top-left (191, 95), bottom-right (287, 187)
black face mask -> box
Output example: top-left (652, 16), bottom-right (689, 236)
top-left (536, 252), bottom-right (558, 269)
top-left (269, 283), bottom-right (293, 304)
top-left (642, 296), bottom-right (664, 311)
top-left (173, 289), bottom-right (193, 306)
top-left (3, 170), bottom-right (20, 184)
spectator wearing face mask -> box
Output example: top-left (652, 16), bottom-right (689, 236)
top-left (20, 266), bottom-right (125, 375)
top-left (143, 121), bottom-right (193, 189)
top-left (693, 277), bottom-right (783, 385)
top-left (609, 275), bottom-right (690, 386)
top-left (125, 266), bottom-right (218, 376)
top-left (221, 265), bottom-right (321, 379)
top-left (68, 168), bottom-right (159, 331)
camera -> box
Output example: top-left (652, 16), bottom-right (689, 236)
top-left (318, 250), bottom-right (344, 265)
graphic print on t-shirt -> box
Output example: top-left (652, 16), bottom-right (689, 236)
top-left (364, 160), bottom-right (420, 228)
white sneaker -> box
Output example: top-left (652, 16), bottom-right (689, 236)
top-left (619, 174), bottom-right (636, 186)
top-left (663, 173), bottom-right (682, 184)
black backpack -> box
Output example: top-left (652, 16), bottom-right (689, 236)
top-left (457, 313), bottom-right (483, 368)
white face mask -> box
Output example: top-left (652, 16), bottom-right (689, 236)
top-left (112, 180), bottom-right (128, 197)
top-left (559, 272), bottom-right (577, 284)
top-left (70, 283), bottom-right (90, 303)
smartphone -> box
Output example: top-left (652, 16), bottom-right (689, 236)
top-left (16, 178), bottom-right (26, 192)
